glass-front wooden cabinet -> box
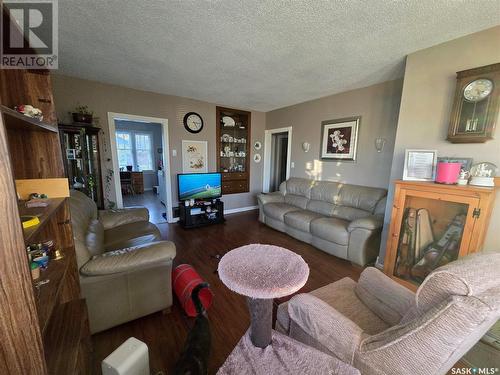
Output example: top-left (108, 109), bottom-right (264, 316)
top-left (384, 180), bottom-right (496, 290)
top-left (59, 124), bottom-right (104, 208)
top-left (216, 106), bottom-right (251, 194)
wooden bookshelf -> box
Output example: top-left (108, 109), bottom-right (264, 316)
top-left (19, 197), bottom-right (66, 243)
top-left (1, 105), bottom-right (58, 133)
top-left (0, 7), bottom-right (91, 373)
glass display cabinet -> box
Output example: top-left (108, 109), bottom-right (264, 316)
top-left (384, 180), bottom-right (496, 290)
top-left (216, 106), bottom-right (251, 194)
top-left (59, 124), bottom-right (104, 208)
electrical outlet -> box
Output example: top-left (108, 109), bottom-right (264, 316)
top-left (291, 162), bottom-right (295, 168)
top-left (172, 149), bottom-right (177, 157)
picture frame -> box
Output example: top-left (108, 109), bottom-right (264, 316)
top-left (403, 149), bottom-right (438, 181)
top-left (182, 140), bottom-right (208, 173)
top-left (320, 116), bottom-right (360, 161)
top-left (437, 157), bottom-right (473, 171)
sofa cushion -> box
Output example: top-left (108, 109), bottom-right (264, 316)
top-left (104, 221), bottom-right (161, 251)
top-left (310, 180), bottom-right (342, 204)
top-left (284, 210), bottom-right (324, 232)
top-left (286, 177), bottom-right (314, 197)
top-left (277, 278), bottom-right (388, 336)
top-left (306, 200), bottom-right (335, 216)
top-left (310, 217), bottom-right (349, 245)
top-left (284, 194), bottom-right (310, 209)
top-left (263, 202), bottom-right (301, 221)
top-left (85, 219), bottom-right (104, 256)
top-left (333, 185), bottom-right (387, 221)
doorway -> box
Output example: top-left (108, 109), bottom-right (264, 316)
top-left (107, 112), bottom-right (174, 223)
top-left (263, 127), bottom-right (292, 193)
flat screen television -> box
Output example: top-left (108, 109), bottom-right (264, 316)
top-left (178, 173), bottom-right (222, 201)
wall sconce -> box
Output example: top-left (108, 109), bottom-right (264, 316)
top-left (374, 138), bottom-right (386, 153)
top-left (302, 142), bottom-right (310, 152)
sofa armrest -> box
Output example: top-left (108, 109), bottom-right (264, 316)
top-left (347, 215), bottom-right (383, 232)
top-left (288, 293), bottom-right (363, 364)
top-left (355, 267), bottom-right (415, 325)
top-left (80, 241), bottom-right (176, 276)
top-left (98, 207), bottom-right (149, 230)
top-left (257, 192), bottom-right (284, 206)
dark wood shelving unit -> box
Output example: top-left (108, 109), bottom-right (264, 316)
top-left (43, 299), bottom-right (90, 375)
top-left (59, 123), bottom-right (104, 208)
top-left (216, 106), bottom-right (251, 194)
top-left (1, 105), bottom-right (58, 133)
top-left (19, 198), bottom-right (65, 243)
top-left (0, 6), bottom-right (91, 373)
top-left (179, 200), bottom-right (225, 228)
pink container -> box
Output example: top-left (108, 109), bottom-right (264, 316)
top-left (435, 162), bottom-right (462, 184)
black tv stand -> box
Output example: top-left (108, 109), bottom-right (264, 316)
top-left (179, 199), bottom-right (225, 229)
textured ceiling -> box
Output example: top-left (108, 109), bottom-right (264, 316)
top-left (58, 1), bottom-right (500, 112)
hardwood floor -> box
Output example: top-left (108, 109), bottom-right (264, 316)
top-left (91, 210), bottom-right (362, 374)
top-left (123, 191), bottom-right (168, 224)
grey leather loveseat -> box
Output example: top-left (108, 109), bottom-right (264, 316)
top-left (69, 190), bottom-right (176, 333)
top-left (257, 178), bottom-right (387, 266)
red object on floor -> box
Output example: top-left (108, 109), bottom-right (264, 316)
top-left (172, 264), bottom-right (213, 317)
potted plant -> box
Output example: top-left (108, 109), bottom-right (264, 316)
top-left (71, 104), bottom-right (94, 124)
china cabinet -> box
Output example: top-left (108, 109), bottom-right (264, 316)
top-left (59, 123), bottom-right (104, 208)
top-left (216, 106), bottom-right (251, 194)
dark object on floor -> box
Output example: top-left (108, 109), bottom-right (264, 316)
top-left (173, 283), bottom-right (211, 375)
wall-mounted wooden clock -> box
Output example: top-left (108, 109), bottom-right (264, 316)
top-left (183, 112), bottom-right (204, 133)
top-left (447, 63), bottom-right (500, 143)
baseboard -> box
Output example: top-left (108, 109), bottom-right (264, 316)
top-left (224, 205), bottom-right (258, 215)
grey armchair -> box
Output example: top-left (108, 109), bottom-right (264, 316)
top-left (69, 190), bottom-right (176, 333)
top-left (276, 252), bottom-right (500, 375)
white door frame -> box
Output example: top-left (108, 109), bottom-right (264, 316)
top-left (262, 126), bottom-right (292, 193)
top-left (107, 112), bottom-right (174, 223)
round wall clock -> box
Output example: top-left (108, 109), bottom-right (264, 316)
top-left (253, 141), bottom-right (262, 150)
top-left (183, 112), bottom-right (204, 133)
top-left (463, 79), bottom-right (493, 102)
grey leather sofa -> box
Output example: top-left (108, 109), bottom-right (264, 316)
top-left (257, 178), bottom-right (387, 266)
top-left (69, 190), bottom-right (176, 333)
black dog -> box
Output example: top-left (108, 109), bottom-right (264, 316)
top-left (173, 282), bottom-right (211, 375)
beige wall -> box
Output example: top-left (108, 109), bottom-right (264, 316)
top-left (266, 79), bottom-right (403, 189)
top-left (380, 26), bottom-right (500, 263)
top-left (52, 75), bottom-right (266, 212)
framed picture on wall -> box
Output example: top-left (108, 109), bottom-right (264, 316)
top-left (182, 140), bottom-right (208, 173)
top-left (320, 116), bottom-right (360, 161)
top-left (403, 149), bottom-right (437, 181)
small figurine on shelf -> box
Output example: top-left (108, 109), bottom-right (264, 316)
top-left (14, 104), bottom-right (43, 120)
top-left (457, 169), bottom-right (469, 186)
top-left (26, 192), bottom-right (49, 208)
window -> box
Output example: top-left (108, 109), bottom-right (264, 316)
top-left (115, 131), bottom-right (154, 171)
top-left (116, 131), bottom-right (134, 169)
top-left (135, 133), bottom-right (153, 171)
